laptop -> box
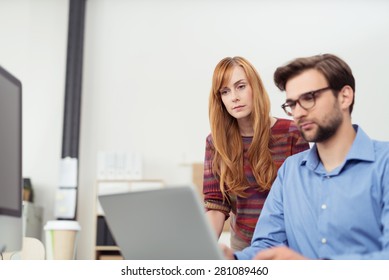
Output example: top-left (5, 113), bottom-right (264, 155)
top-left (98, 186), bottom-right (225, 260)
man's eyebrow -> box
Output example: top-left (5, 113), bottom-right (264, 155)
top-left (285, 91), bottom-right (311, 103)
top-left (285, 97), bottom-right (296, 103)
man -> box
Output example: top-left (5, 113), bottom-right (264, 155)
top-left (224, 53), bottom-right (389, 260)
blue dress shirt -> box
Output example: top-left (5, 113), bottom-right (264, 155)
top-left (235, 125), bottom-right (389, 260)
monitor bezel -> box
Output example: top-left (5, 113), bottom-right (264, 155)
top-left (0, 65), bottom-right (22, 218)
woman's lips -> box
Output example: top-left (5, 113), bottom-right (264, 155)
top-left (233, 105), bottom-right (245, 111)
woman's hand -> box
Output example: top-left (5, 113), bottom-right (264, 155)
top-left (219, 243), bottom-right (236, 260)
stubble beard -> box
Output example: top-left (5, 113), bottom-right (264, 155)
top-left (300, 106), bottom-right (343, 143)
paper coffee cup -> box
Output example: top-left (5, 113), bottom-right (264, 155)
top-left (44, 220), bottom-right (81, 260)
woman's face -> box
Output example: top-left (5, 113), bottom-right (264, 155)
top-left (219, 65), bottom-right (253, 121)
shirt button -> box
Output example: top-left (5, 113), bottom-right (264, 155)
top-left (321, 204), bottom-right (327, 210)
top-left (321, 238), bottom-right (327, 244)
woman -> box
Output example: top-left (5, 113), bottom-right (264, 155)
top-left (204, 56), bottom-right (309, 250)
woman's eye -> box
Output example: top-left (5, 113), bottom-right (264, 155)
top-left (237, 84), bottom-right (246, 90)
top-left (220, 89), bottom-right (229, 95)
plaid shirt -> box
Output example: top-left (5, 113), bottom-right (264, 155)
top-left (203, 118), bottom-right (309, 250)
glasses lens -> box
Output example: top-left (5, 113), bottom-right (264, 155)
top-left (299, 94), bottom-right (315, 110)
top-left (282, 104), bottom-right (293, 116)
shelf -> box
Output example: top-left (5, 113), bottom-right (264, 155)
top-left (95, 246), bottom-right (120, 251)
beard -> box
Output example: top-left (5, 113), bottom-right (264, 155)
top-left (300, 106), bottom-right (343, 143)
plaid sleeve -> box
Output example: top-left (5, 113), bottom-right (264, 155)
top-left (289, 121), bottom-right (310, 154)
top-left (202, 135), bottom-right (231, 218)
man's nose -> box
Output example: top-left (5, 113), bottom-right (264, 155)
top-left (292, 102), bottom-right (307, 120)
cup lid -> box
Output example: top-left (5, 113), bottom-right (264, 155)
top-left (44, 220), bottom-right (81, 231)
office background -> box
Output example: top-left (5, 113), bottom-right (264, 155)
top-left (1, 0), bottom-right (388, 259)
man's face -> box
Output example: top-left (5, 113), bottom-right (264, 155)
top-left (284, 69), bottom-right (343, 143)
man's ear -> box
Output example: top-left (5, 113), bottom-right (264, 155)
top-left (338, 85), bottom-right (354, 111)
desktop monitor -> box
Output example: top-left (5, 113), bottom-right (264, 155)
top-left (0, 65), bottom-right (23, 253)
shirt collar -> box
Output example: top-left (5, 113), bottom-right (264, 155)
top-left (300, 125), bottom-right (375, 170)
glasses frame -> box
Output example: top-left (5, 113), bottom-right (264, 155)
top-left (281, 86), bottom-right (332, 116)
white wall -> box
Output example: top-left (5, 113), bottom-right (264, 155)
top-left (1, 0), bottom-right (389, 259)
top-left (80, 0), bottom-right (389, 258)
top-left (0, 0), bottom-right (68, 239)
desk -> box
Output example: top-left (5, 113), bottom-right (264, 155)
top-left (1, 237), bottom-right (45, 260)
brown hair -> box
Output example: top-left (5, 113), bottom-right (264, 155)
top-left (209, 56), bottom-right (276, 198)
top-left (274, 53), bottom-right (355, 113)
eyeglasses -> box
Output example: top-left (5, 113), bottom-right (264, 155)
top-left (281, 87), bottom-right (332, 116)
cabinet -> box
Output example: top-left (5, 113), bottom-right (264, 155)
top-left (94, 179), bottom-right (164, 260)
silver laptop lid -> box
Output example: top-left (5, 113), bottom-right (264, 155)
top-left (98, 186), bottom-right (224, 260)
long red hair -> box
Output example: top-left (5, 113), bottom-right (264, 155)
top-left (209, 56), bottom-right (276, 198)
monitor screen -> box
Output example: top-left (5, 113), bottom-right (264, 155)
top-left (0, 65), bottom-right (23, 253)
